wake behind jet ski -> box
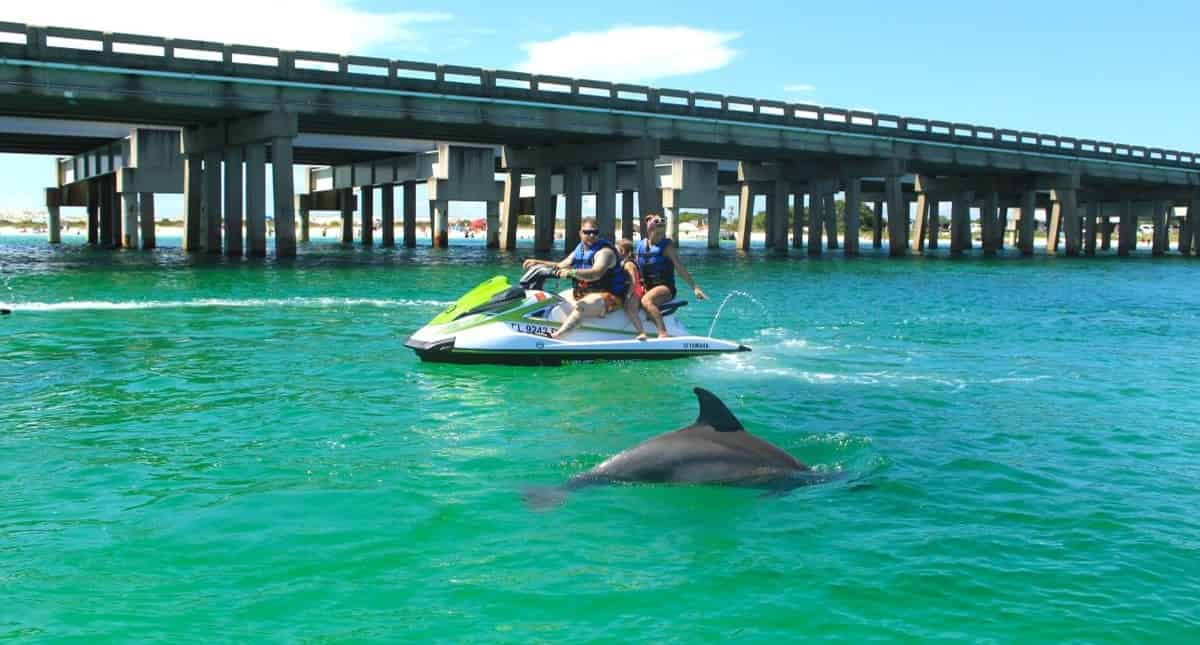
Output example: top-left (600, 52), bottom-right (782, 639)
top-left (404, 265), bottom-right (750, 365)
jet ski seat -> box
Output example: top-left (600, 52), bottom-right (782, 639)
top-left (658, 300), bottom-right (688, 317)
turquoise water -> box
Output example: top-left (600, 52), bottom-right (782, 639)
top-left (2, 235), bottom-right (1199, 642)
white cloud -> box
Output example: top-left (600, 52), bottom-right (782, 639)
top-left (517, 26), bottom-right (739, 83)
top-left (783, 84), bottom-right (815, 93)
top-left (5, 1), bottom-right (451, 53)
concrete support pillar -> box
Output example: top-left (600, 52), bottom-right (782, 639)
top-left (360, 187), bottom-right (375, 246)
top-left (202, 150), bottom-right (222, 254)
top-left (823, 188), bottom-right (837, 251)
top-left (1062, 191), bottom-right (1081, 256)
top-left (499, 171), bottom-right (520, 250)
top-left (486, 201), bottom-right (499, 248)
top-left (86, 180), bottom-right (99, 245)
top-left (403, 181), bottom-right (417, 248)
top-left (223, 147), bottom-right (243, 256)
top-left (708, 194), bottom-right (723, 249)
top-left (844, 179), bottom-right (860, 256)
top-left (46, 200), bottom-right (61, 245)
top-left (1188, 198), bottom-right (1200, 255)
top-left (381, 183), bottom-right (396, 247)
top-left (823, 191), bottom-right (838, 250)
top-left (1118, 199), bottom-right (1135, 257)
top-left (121, 192), bottom-right (139, 249)
top-left (763, 193), bottom-right (774, 250)
top-left (45, 187), bottom-right (62, 244)
top-left (109, 176), bottom-right (122, 249)
top-left (244, 144), bottom-right (267, 256)
top-left (872, 201), bottom-right (883, 249)
top-left (911, 192), bottom-right (929, 253)
top-left (99, 176), bottom-right (113, 248)
top-left (564, 164), bottom-right (583, 247)
top-left (1151, 201), bottom-right (1167, 256)
top-left (1084, 201), bottom-right (1098, 256)
top-left (138, 193), bottom-right (155, 250)
top-left (339, 187), bottom-right (354, 244)
top-left (1047, 198), bottom-right (1063, 255)
top-left (430, 199), bottom-right (448, 248)
top-left (982, 191), bottom-right (999, 257)
top-left (667, 196), bottom-right (683, 241)
top-left (534, 166), bottom-right (553, 252)
top-left (998, 206), bottom-right (1009, 250)
top-left (950, 192), bottom-right (968, 257)
top-left (928, 198), bottom-right (941, 249)
top-left (637, 158), bottom-right (662, 239)
top-left (621, 190), bottom-right (635, 241)
top-left (1179, 206), bottom-right (1191, 255)
top-left (183, 156), bottom-right (202, 251)
top-left (886, 175), bottom-right (906, 256)
top-left (736, 183), bottom-right (754, 251)
top-left (1100, 213), bottom-right (1113, 251)
top-left (596, 162), bottom-right (617, 241)
top-left (270, 136), bottom-right (297, 258)
top-left (299, 202), bottom-right (310, 244)
top-left (808, 189), bottom-right (824, 256)
top-left (770, 179), bottom-right (789, 253)
top-left (792, 192), bottom-right (806, 250)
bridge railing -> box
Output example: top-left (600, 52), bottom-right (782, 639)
top-left (1, 21), bottom-right (1197, 172)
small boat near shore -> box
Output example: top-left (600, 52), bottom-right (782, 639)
top-left (404, 265), bottom-right (750, 365)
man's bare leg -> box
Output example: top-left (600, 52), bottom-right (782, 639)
top-left (552, 294), bottom-right (607, 339)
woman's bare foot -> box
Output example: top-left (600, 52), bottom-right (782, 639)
top-left (636, 333), bottom-right (647, 341)
top-left (657, 331), bottom-right (671, 339)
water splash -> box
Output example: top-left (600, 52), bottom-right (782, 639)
top-left (0, 297), bottom-right (450, 313)
top-left (707, 290), bottom-right (770, 338)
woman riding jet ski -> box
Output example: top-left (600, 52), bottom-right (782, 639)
top-left (403, 249), bottom-right (750, 366)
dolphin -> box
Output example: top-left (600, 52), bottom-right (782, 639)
top-left (524, 387), bottom-right (837, 509)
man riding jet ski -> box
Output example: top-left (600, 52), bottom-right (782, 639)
top-left (520, 217), bottom-right (627, 340)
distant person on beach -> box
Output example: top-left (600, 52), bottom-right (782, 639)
top-left (522, 217), bottom-right (626, 339)
top-left (616, 239), bottom-right (648, 341)
top-left (638, 213), bottom-right (708, 338)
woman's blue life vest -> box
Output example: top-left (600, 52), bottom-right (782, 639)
top-left (570, 238), bottom-right (627, 299)
top-left (636, 237), bottom-right (676, 291)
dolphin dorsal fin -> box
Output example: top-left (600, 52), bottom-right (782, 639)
top-left (693, 388), bottom-right (744, 432)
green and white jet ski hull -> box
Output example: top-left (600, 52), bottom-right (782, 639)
top-left (404, 272), bottom-right (749, 365)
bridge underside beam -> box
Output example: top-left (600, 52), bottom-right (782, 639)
top-left (501, 139), bottom-right (659, 170)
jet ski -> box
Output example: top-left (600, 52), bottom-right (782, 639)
top-left (404, 265), bottom-right (750, 365)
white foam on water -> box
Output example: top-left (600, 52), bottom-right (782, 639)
top-left (0, 297), bottom-right (451, 312)
top-left (988, 375), bottom-right (1052, 385)
top-left (709, 356), bottom-right (987, 390)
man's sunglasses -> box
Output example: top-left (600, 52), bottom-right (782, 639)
top-left (581, 229), bottom-right (599, 235)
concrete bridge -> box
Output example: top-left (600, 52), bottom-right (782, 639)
top-left (2, 21), bottom-right (1198, 258)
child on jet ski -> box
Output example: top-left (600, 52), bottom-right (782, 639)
top-left (616, 239), bottom-right (648, 341)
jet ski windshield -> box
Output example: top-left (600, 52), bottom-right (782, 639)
top-left (519, 264), bottom-right (558, 290)
top-left (455, 286), bottom-right (526, 319)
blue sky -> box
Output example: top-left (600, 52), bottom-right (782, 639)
top-left (2, 0), bottom-right (1198, 215)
